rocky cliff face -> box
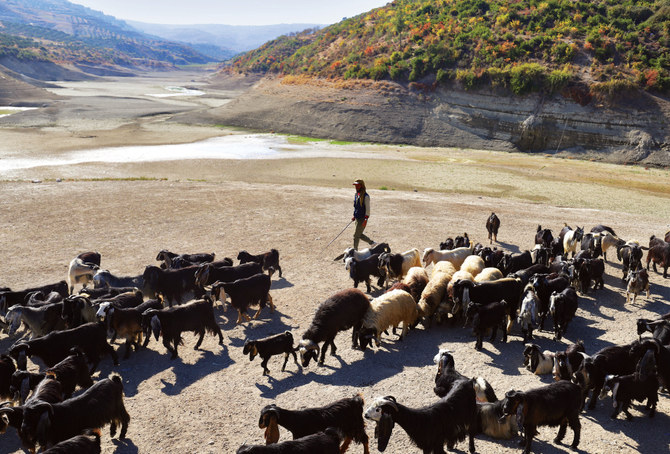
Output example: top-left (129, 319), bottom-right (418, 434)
top-left (209, 76), bottom-right (670, 166)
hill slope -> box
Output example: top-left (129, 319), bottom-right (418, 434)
top-left (0, 0), bottom-right (213, 78)
top-left (229, 0), bottom-right (669, 95)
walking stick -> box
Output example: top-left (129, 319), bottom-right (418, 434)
top-left (323, 219), bottom-right (355, 258)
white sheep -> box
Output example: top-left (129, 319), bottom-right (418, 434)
top-left (417, 272), bottom-right (451, 323)
top-left (474, 267), bottom-right (503, 283)
top-left (422, 245), bottom-right (474, 269)
top-left (359, 289), bottom-right (418, 349)
top-left (459, 255), bottom-right (485, 278)
top-left (430, 261), bottom-right (457, 279)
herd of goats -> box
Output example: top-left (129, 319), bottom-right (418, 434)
top-left (0, 212), bottom-right (669, 453)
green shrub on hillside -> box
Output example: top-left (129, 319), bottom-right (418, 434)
top-left (229, 0), bottom-right (670, 96)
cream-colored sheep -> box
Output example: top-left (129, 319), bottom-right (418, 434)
top-left (430, 261), bottom-right (457, 280)
top-left (417, 272), bottom-right (451, 322)
top-left (459, 255), bottom-right (485, 278)
top-left (422, 244), bottom-right (474, 269)
top-left (359, 289), bottom-right (418, 348)
top-left (474, 267), bottom-right (504, 283)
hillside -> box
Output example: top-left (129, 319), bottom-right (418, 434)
top-left (0, 0), bottom-right (213, 78)
top-left (229, 0), bottom-right (670, 95)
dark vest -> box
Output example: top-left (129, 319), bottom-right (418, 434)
top-left (353, 192), bottom-right (367, 219)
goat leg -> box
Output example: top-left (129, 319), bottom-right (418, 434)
top-left (194, 330), bottom-right (205, 349)
top-left (554, 421), bottom-right (567, 444)
top-left (262, 357), bottom-right (270, 375)
top-left (281, 353), bottom-right (289, 372)
top-left (340, 436), bottom-right (352, 453)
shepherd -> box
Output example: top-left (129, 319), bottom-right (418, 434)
top-left (352, 179), bottom-right (376, 250)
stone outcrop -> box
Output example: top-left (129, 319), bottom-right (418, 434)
top-left (207, 76), bottom-right (670, 166)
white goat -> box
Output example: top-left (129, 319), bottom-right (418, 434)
top-left (67, 258), bottom-right (99, 293)
top-left (417, 272), bottom-right (451, 323)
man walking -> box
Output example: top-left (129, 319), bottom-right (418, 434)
top-left (352, 179), bottom-right (375, 249)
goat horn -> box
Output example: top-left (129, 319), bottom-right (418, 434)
top-left (380, 396), bottom-right (398, 411)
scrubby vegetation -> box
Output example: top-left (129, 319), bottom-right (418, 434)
top-left (230, 0), bottom-right (670, 95)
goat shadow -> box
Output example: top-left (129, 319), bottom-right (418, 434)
top-left (101, 346), bottom-right (170, 397)
top-left (228, 316), bottom-right (301, 350)
top-left (216, 305), bottom-right (293, 331)
top-left (253, 327), bottom-right (441, 399)
top-left (159, 347), bottom-right (233, 396)
top-left (218, 307), bottom-right (295, 334)
top-left (111, 437), bottom-right (139, 454)
top-left (0, 430), bottom-right (22, 453)
top-left (271, 277), bottom-right (294, 290)
top-left (494, 240), bottom-right (521, 254)
top-left (597, 406), bottom-right (670, 452)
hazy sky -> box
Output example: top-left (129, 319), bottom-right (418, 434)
top-left (69, 1), bottom-right (391, 26)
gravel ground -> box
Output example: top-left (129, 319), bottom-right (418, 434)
top-left (1, 167), bottom-right (669, 453)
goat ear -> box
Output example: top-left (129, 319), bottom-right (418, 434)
top-left (376, 413), bottom-right (394, 452)
top-left (263, 415), bottom-right (280, 445)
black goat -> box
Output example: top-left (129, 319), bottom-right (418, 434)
top-left (535, 225), bottom-right (553, 248)
top-left (243, 331), bottom-right (299, 375)
top-left (21, 373), bottom-right (129, 450)
top-left (156, 249), bottom-right (216, 268)
top-left (42, 429), bottom-right (101, 454)
top-left (238, 249), bottom-right (282, 278)
top-left (572, 341), bottom-right (639, 410)
top-left (577, 258), bottom-right (605, 293)
top-left (486, 212), bottom-right (500, 244)
top-left (465, 300), bottom-right (508, 351)
top-left (433, 350), bottom-right (497, 402)
top-left (346, 253), bottom-right (385, 293)
top-left (501, 381), bottom-right (582, 454)
top-left (0, 377), bottom-right (61, 439)
top-left (237, 428), bottom-right (341, 454)
top-left (0, 281), bottom-right (68, 316)
top-left (96, 299), bottom-right (163, 357)
top-left (646, 242), bottom-right (670, 278)
top-left (10, 370), bottom-right (46, 404)
top-left (298, 288), bottom-right (370, 367)
top-left (637, 319), bottom-right (670, 345)
top-left (549, 287), bottom-right (578, 340)
top-left (454, 233), bottom-right (470, 248)
top-left (530, 273), bottom-right (569, 330)
top-left (45, 347), bottom-right (94, 399)
top-left (510, 264), bottom-right (551, 288)
top-left (451, 278), bottom-right (523, 333)
top-left (599, 349), bottom-right (658, 420)
top-left (8, 322), bottom-right (118, 373)
top-left (617, 242), bottom-right (643, 280)
top-left (194, 262), bottom-right (262, 290)
top-left (0, 354), bottom-right (15, 400)
top-left (365, 379), bottom-right (477, 453)
top-left (552, 341), bottom-right (587, 381)
top-left (258, 395), bottom-right (368, 453)
top-left (498, 250), bottom-right (532, 276)
top-left (210, 273), bottom-right (273, 324)
top-left (142, 265), bottom-right (204, 307)
top-left (142, 296), bottom-right (223, 359)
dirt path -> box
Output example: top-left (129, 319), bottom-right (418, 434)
top-left (1, 164), bottom-right (669, 453)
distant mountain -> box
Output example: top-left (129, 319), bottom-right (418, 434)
top-left (0, 0), bottom-right (215, 79)
top-left (127, 22), bottom-right (323, 61)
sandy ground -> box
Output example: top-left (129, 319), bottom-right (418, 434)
top-left (1, 72), bottom-right (669, 454)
